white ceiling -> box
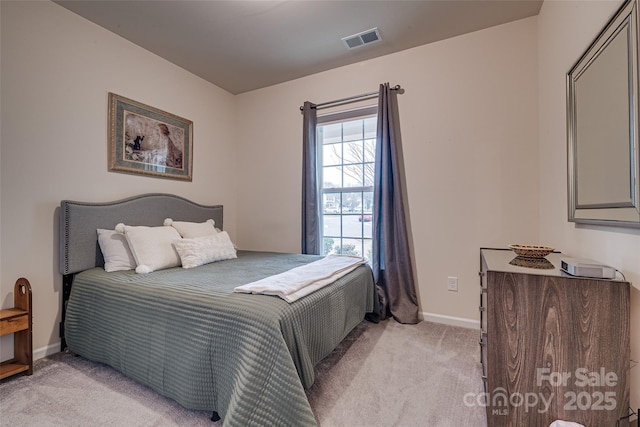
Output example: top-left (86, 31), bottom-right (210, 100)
top-left (54, 0), bottom-right (543, 95)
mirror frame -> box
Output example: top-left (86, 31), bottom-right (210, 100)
top-left (567, 0), bottom-right (640, 228)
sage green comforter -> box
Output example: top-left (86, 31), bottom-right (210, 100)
top-left (65, 251), bottom-right (375, 426)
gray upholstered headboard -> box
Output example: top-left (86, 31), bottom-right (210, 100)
top-left (59, 193), bottom-right (223, 275)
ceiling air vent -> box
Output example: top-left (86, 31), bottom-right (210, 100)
top-left (342, 28), bottom-right (381, 49)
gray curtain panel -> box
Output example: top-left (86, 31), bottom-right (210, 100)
top-left (372, 83), bottom-right (419, 324)
top-left (301, 101), bottom-right (321, 255)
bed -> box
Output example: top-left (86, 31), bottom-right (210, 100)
top-left (59, 193), bottom-right (377, 426)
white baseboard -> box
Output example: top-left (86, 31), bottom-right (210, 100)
top-left (420, 312), bottom-right (479, 330)
top-left (34, 342), bottom-right (61, 361)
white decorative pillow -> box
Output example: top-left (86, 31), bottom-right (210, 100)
top-left (163, 218), bottom-right (218, 238)
top-left (173, 231), bottom-right (237, 269)
top-left (115, 223), bottom-right (182, 273)
top-left (97, 229), bottom-right (136, 272)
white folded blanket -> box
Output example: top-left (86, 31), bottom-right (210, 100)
top-left (234, 255), bottom-right (366, 303)
top-left (549, 421), bottom-right (585, 427)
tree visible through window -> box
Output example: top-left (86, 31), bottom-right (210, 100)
top-left (317, 112), bottom-right (376, 260)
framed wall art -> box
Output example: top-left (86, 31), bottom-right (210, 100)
top-left (108, 92), bottom-right (193, 181)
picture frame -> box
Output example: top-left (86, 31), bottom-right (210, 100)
top-left (108, 92), bottom-right (193, 181)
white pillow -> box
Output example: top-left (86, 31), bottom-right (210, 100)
top-left (164, 218), bottom-right (218, 238)
top-left (173, 231), bottom-right (237, 269)
top-left (97, 229), bottom-right (136, 272)
top-left (115, 223), bottom-right (182, 273)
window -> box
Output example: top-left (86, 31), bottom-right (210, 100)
top-left (317, 107), bottom-right (376, 260)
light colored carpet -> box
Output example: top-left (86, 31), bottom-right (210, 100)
top-left (0, 320), bottom-right (486, 426)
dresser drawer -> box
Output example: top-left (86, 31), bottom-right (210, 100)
top-left (480, 289), bottom-right (487, 332)
top-left (480, 331), bottom-right (487, 376)
top-left (0, 313), bottom-right (28, 335)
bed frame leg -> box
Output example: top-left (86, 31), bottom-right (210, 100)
top-left (60, 273), bottom-right (75, 351)
top-left (211, 411), bottom-right (220, 422)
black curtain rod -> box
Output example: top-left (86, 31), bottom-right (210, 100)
top-left (299, 84), bottom-right (401, 112)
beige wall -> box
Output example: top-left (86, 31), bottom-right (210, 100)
top-left (235, 17), bottom-right (540, 325)
top-left (0, 1), bottom-right (237, 359)
top-left (538, 0), bottom-right (640, 413)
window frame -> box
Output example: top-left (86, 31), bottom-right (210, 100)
top-left (317, 106), bottom-right (377, 259)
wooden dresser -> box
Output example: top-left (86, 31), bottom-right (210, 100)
top-left (479, 249), bottom-right (630, 427)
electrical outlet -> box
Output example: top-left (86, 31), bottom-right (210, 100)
top-left (447, 276), bottom-right (458, 292)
